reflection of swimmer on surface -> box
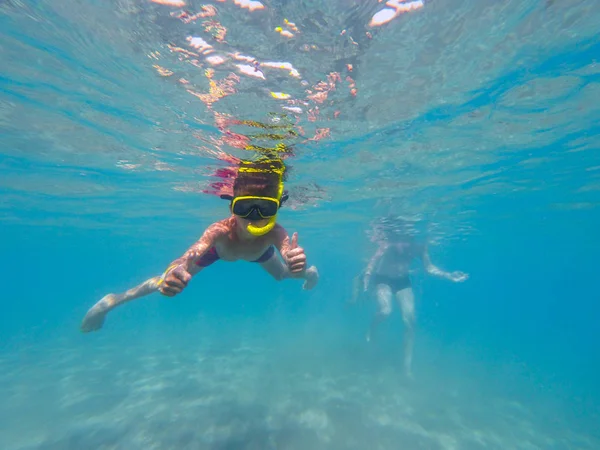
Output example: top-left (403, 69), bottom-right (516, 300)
top-left (200, 113), bottom-right (298, 197)
top-left (81, 158), bottom-right (319, 333)
top-left (357, 216), bottom-right (467, 378)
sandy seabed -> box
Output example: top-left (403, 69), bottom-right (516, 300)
top-left (1, 321), bottom-right (598, 450)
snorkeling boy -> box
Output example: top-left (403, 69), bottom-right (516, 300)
top-left (81, 159), bottom-right (318, 332)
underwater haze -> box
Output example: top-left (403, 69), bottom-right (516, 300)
top-left (1, 0), bottom-right (600, 449)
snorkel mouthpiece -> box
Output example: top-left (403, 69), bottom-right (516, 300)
top-left (246, 215), bottom-right (277, 236)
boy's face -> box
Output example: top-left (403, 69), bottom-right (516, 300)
top-left (231, 175), bottom-right (281, 237)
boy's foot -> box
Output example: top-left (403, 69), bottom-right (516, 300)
top-left (302, 266), bottom-right (319, 290)
top-left (80, 295), bottom-right (114, 333)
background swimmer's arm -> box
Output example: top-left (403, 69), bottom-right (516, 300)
top-left (421, 245), bottom-right (449, 278)
top-left (363, 244), bottom-right (387, 290)
top-left (421, 246), bottom-right (468, 282)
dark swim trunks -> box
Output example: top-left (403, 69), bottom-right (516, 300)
top-left (195, 245), bottom-right (275, 267)
top-left (372, 274), bottom-right (412, 292)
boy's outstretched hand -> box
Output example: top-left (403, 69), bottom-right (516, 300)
top-left (159, 265), bottom-right (192, 297)
top-left (283, 232), bottom-right (319, 290)
top-left (283, 232), bottom-right (307, 273)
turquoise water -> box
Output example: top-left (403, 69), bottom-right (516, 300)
top-left (2, 0), bottom-right (600, 448)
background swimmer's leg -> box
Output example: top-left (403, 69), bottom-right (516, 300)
top-left (397, 287), bottom-right (416, 378)
top-left (80, 276), bottom-right (163, 333)
top-left (367, 283), bottom-right (392, 342)
top-left (347, 275), bottom-right (361, 307)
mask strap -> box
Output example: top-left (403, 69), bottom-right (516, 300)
top-left (280, 190), bottom-right (289, 206)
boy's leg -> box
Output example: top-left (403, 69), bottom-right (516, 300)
top-left (367, 283), bottom-right (392, 342)
top-left (396, 287), bottom-right (416, 378)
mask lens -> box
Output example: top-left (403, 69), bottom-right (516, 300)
top-left (233, 198), bottom-right (279, 218)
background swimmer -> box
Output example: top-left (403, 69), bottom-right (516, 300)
top-left (359, 216), bottom-right (467, 378)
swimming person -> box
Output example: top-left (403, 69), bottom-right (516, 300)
top-left (81, 158), bottom-right (319, 333)
top-left (361, 216), bottom-right (467, 378)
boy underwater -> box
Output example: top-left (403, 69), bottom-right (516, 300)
top-left (81, 158), bottom-right (318, 332)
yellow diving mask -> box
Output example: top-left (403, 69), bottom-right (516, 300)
top-left (221, 191), bottom-right (289, 236)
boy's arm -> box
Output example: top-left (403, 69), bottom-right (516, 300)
top-left (273, 225), bottom-right (305, 274)
top-left (363, 244), bottom-right (387, 291)
top-left (269, 225), bottom-right (318, 289)
top-left (81, 221), bottom-right (227, 333)
top-left (165, 222), bottom-right (226, 273)
top-left (159, 221), bottom-right (228, 296)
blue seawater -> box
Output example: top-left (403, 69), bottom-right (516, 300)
top-left (1, 1), bottom-right (599, 448)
